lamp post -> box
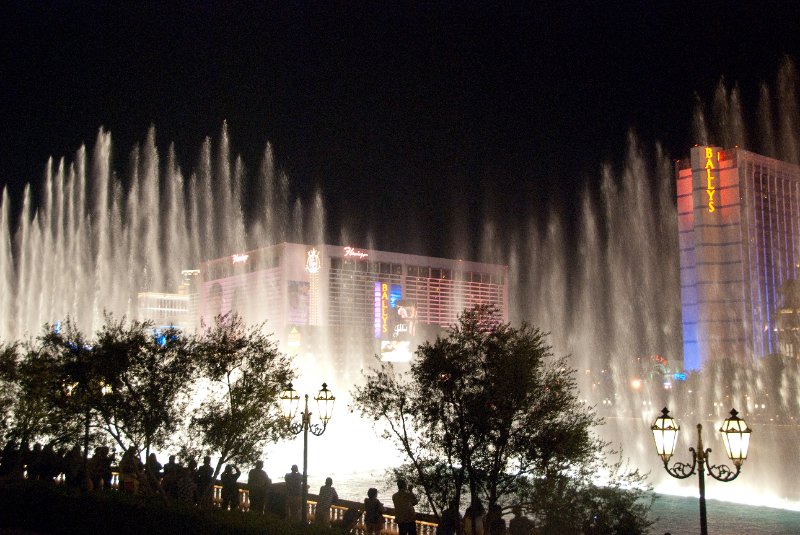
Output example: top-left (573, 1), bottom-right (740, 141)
top-left (651, 407), bottom-right (752, 535)
top-left (280, 382), bottom-right (335, 524)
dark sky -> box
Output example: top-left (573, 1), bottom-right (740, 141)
top-left (2, 1), bottom-right (800, 256)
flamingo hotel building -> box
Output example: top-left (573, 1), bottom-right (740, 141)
top-left (189, 243), bottom-right (508, 375)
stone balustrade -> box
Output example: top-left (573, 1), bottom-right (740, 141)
top-left (306, 498), bottom-right (438, 535)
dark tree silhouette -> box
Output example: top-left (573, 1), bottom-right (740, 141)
top-left (353, 305), bottom-right (653, 534)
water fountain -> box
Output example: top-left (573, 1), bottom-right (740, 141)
top-left (1, 62), bottom-right (799, 512)
top-left (509, 60), bottom-right (800, 509)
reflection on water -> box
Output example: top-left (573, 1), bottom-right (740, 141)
top-left (651, 494), bottom-right (800, 535)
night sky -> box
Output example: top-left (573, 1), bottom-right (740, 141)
top-left (2, 1), bottom-right (800, 257)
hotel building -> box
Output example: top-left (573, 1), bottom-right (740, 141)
top-left (677, 146), bottom-right (800, 369)
top-left (137, 269), bottom-right (199, 332)
top-left (195, 243), bottom-right (509, 374)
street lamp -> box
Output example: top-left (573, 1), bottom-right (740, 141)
top-left (280, 382), bottom-right (335, 524)
top-left (651, 407), bottom-right (752, 535)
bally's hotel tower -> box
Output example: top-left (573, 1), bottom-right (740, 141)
top-left (678, 146), bottom-right (800, 369)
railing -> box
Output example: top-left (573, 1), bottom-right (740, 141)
top-left (308, 500), bottom-right (438, 535)
top-left (216, 486), bottom-right (438, 534)
top-left (54, 471), bottom-right (439, 534)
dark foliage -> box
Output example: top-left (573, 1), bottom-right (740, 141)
top-left (0, 481), bottom-right (332, 535)
top-left (353, 305), bottom-right (653, 534)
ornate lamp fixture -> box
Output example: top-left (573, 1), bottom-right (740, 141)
top-left (280, 381), bottom-right (335, 524)
top-left (651, 407), bottom-right (752, 535)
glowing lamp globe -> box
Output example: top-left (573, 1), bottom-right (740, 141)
top-left (719, 409), bottom-right (751, 467)
top-left (315, 382), bottom-right (335, 423)
top-left (651, 407), bottom-right (680, 463)
top-left (280, 382), bottom-right (300, 420)
top-left (314, 383), bottom-right (336, 424)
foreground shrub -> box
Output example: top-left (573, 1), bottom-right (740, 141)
top-left (0, 482), bottom-right (332, 535)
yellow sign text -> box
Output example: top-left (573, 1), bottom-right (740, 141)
top-left (705, 147), bottom-right (716, 213)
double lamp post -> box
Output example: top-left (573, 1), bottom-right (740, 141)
top-left (651, 407), bottom-right (752, 535)
top-left (280, 381), bottom-right (335, 525)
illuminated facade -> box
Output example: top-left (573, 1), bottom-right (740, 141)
top-left (198, 243), bottom-right (508, 374)
top-left (677, 147), bottom-right (800, 369)
top-left (137, 269), bottom-right (199, 331)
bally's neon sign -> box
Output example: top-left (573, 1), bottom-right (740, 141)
top-left (381, 283), bottom-right (389, 335)
top-left (705, 147), bottom-right (716, 213)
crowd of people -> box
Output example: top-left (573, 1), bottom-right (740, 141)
top-left (0, 440), bottom-right (270, 511)
top-left (371, 479), bottom-right (536, 535)
top-left (0, 441), bottom-right (103, 488)
top-left (1, 441), bottom-right (538, 533)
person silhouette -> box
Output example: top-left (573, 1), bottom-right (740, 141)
top-left (392, 479), bottom-right (418, 535)
top-left (314, 476), bottom-right (339, 526)
top-left (438, 499), bottom-right (461, 535)
top-left (508, 505), bottom-right (534, 535)
top-left (119, 447), bottom-right (143, 494)
top-left (284, 464), bottom-right (303, 521)
top-left (247, 460), bottom-right (270, 514)
top-left (196, 455), bottom-right (214, 508)
top-left (176, 460), bottom-right (197, 504)
top-left (163, 454), bottom-right (179, 475)
top-left (464, 499), bottom-right (486, 535)
top-left (220, 464), bottom-right (241, 511)
top-left (364, 487), bottom-right (385, 535)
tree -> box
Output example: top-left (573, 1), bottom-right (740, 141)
top-left (6, 342), bottom-right (72, 445)
top-left (1, 322), bottom-right (106, 449)
top-left (189, 313), bottom-right (295, 481)
top-left (0, 341), bottom-right (49, 444)
top-left (518, 453), bottom-right (653, 534)
top-left (38, 319), bottom-right (111, 466)
top-left (352, 305), bottom-right (652, 533)
top-left (6, 315), bottom-right (197, 460)
top-left (93, 315), bottom-right (195, 456)
top-left (0, 342), bottom-right (21, 441)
